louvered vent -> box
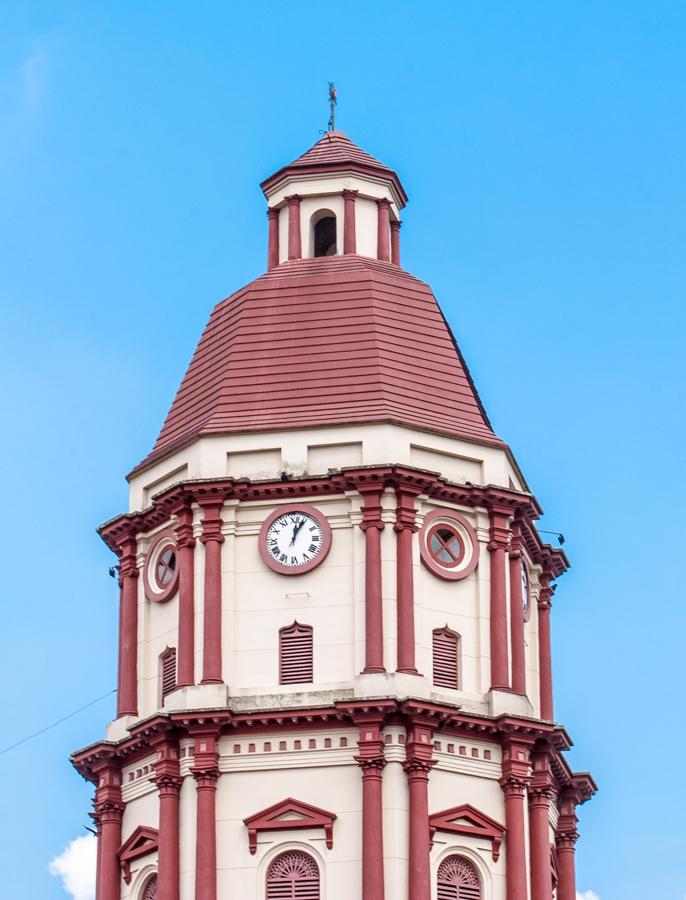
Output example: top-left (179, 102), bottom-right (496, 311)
top-left (437, 855), bottom-right (481, 900)
top-left (161, 648), bottom-right (177, 700)
top-left (433, 628), bottom-right (460, 690)
top-left (142, 875), bottom-right (158, 900)
top-left (279, 623), bottom-right (313, 685)
top-left (266, 850), bottom-right (320, 900)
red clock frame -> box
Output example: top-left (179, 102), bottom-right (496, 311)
top-left (259, 503), bottom-right (332, 576)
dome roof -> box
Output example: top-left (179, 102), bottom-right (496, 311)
top-left (134, 255), bottom-right (503, 474)
top-left (261, 131), bottom-right (408, 207)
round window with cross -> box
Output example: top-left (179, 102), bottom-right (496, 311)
top-left (427, 523), bottom-right (465, 568)
top-left (143, 530), bottom-right (180, 602)
top-left (419, 509), bottom-right (480, 582)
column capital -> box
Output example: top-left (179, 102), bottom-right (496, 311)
top-left (174, 503), bottom-right (195, 549)
top-left (538, 578), bottom-right (555, 610)
top-left (342, 188), bottom-right (359, 200)
top-left (499, 774), bottom-right (529, 798)
top-left (358, 487), bottom-right (385, 532)
top-left (285, 193), bottom-right (302, 206)
top-left (199, 502), bottom-right (225, 545)
top-left (376, 197), bottom-right (392, 210)
top-left (390, 219), bottom-right (402, 231)
top-left (267, 206), bottom-right (280, 220)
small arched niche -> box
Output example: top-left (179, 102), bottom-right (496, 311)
top-left (311, 209), bottom-right (337, 257)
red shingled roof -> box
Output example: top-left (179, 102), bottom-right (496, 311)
top-left (135, 256), bottom-right (502, 474)
top-left (261, 132), bottom-right (408, 206)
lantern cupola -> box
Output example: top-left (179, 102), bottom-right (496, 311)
top-left (261, 131), bottom-right (407, 267)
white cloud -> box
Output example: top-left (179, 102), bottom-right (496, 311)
top-left (49, 834), bottom-right (97, 900)
top-left (577, 891), bottom-right (600, 900)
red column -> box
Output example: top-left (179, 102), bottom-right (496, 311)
top-left (509, 523), bottom-right (526, 695)
top-left (529, 747), bottom-right (554, 900)
top-left (500, 740), bottom-right (531, 900)
top-left (200, 500), bottom-right (224, 685)
top-left (359, 486), bottom-right (385, 673)
top-left (286, 195), bottom-right (302, 260)
top-left (355, 718), bottom-right (386, 900)
top-left (488, 505), bottom-right (511, 690)
top-left (395, 486), bottom-right (420, 674)
top-left (403, 719), bottom-right (434, 900)
top-left (267, 207), bottom-right (280, 270)
top-left (116, 535), bottom-right (138, 717)
top-left (390, 220), bottom-right (401, 266)
top-left (153, 740), bottom-right (182, 900)
top-left (556, 788), bottom-right (580, 900)
top-left (343, 189), bottom-right (358, 254)
top-left (377, 199), bottom-right (391, 261)
top-left (192, 730), bottom-right (220, 900)
top-left (175, 501), bottom-right (195, 688)
top-left (94, 766), bottom-right (123, 900)
top-left (538, 577), bottom-right (555, 720)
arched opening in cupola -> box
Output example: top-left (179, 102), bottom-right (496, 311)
top-left (311, 209), bottom-right (337, 257)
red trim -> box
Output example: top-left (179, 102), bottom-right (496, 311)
top-left (174, 502), bottom-right (195, 688)
top-left (391, 220), bottom-right (401, 267)
top-left (258, 503), bottom-right (332, 576)
top-left (419, 509), bottom-right (479, 581)
top-left (286, 195), bottom-right (302, 260)
top-left (243, 798), bottom-right (336, 855)
top-left (199, 501), bottom-right (224, 685)
top-left (538, 579), bottom-right (554, 720)
top-left (143, 530), bottom-right (179, 603)
top-left (352, 482), bottom-right (386, 673)
top-left (488, 505), bottom-right (511, 691)
top-left (267, 206), bottom-right (280, 270)
top-left (191, 730), bottom-right (220, 900)
top-left (117, 535), bottom-right (139, 718)
top-left (404, 717), bottom-right (434, 900)
top-left (376, 199), bottom-right (391, 262)
top-left (429, 804), bottom-right (504, 862)
top-left (529, 747), bottom-right (555, 900)
top-left (118, 826), bottom-right (159, 884)
top-left (343, 189), bottom-right (357, 255)
top-left (152, 738), bottom-right (181, 900)
top-left (509, 526), bottom-right (526, 696)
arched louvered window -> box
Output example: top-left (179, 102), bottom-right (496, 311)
top-left (437, 855), bottom-right (481, 900)
top-left (433, 628), bottom-right (460, 690)
top-left (141, 874), bottom-right (157, 900)
top-left (279, 623), bottom-right (313, 684)
top-left (266, 850), bottom-right (320, 899)
top-left (160, 647), bottom-right (177, 701)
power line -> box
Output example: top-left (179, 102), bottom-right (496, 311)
top-left (0, 688), bottom-right (116, 757)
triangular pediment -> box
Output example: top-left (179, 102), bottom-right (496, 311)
top-left (118, 826), bottom-right (159, 884)
top-left (244, 797), bottom-right (336, 855)
top-left (429, 804), bottom-right (505, 861)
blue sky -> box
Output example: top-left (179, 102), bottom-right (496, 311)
top-left (1, 3), bottom-right (685, 898)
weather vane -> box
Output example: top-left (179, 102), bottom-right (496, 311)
top-left (327, 82), bottom-right (337, 131)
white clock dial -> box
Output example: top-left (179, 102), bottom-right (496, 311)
top-left (265, 511), bottom-right (324, 568)
top-left (522, 564), bottom-right (530, 621)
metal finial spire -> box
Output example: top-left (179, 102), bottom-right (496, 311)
top-left (327, 82), bottom-right (337, 131)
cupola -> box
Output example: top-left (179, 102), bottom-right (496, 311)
top-left (261, 132), bottom-right (407, 268)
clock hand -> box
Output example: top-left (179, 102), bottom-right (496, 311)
top-left (290, 520), bottom-right (305, 546)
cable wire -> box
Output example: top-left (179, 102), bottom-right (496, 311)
top-left (0, 688), bottom-right (116, 757)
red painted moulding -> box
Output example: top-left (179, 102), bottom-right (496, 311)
top-left (258, 502), bottom-right (332, 576)
top-left (419, 508), bottom-right (479, 582)
top-left (243, 798), bottom-right (336, 855)
top-left (118, 825), bottom-right (159, 884)
top-left (429, 804), bottom-right (505, 861)
top-left (142, 529), bottom-right (179, 603)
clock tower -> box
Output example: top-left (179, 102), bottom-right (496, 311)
top-left (73, 131), bottom-right (595, 900)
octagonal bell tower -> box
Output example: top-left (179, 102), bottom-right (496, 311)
top-left (73, 130), bottom-right (595, 900)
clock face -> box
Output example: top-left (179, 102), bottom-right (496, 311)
top-left (521, 564), bottom-right (530, 621)
top-left (259, 505), bottom-right (332, 575)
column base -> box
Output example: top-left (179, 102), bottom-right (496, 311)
top-left (164, 684), bottom-right (230, 711)
top-left (488, 689), bottom-right (533, 718)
